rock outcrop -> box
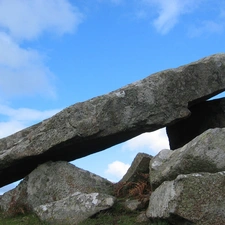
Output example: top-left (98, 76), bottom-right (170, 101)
top-left (1, 54), bottom-right (225, 187)
top-left (167, 98), bottom-right (225, 149)
top-left (120, 152), bottom-right (152, 183)
top-left (147, 171), bottom-right (225, 225)
top-left (150, 128), bottom-right (225, 190)
top-left (147, 127), bottom-right (225, 224)
top-left (0, 161), bottom-right (113, 213)
top-left (34, 192), bottom-right (115, 225)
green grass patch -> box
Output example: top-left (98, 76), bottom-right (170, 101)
top-left (0, 200), bottom-right (171, 225)
top-left (78, 200), bottom-right (170, 225)
top-left (0, 211), bottom-right (48, 225)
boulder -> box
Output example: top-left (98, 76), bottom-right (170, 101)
top-left (1, 53), bottom-right (225, 187)
top-left (120, 152), bottom-right (152, 183)
top-left (167, 98), bottom-right (225, 149)
top-left (34, 192), bottom-right (115, 225)
top-left (136, 212), bottom-right (149, 223)
top-left (146, 171), bottom-right (225, 225)
top-left (150, 128), bottom-right (225, 190)
top-left (123, 198), bottom-right (149, 211)
top-left (0, 161), bottom-right (113, 213)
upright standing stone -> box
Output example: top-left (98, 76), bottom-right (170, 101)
top-left (167, 97), bottom-right (225, 149)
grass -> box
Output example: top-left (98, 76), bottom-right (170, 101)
top-left (77, 200), bottom-right (171, 225)
top-left (0, 211), bottom-right (48, 225)
top-left (0, 200), bottom-right (171, 225)
top-left (0, 174), bottom-right (171, 225)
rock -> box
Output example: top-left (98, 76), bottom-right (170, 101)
top-left (114, 153), bottom-right (151, 199)
top-left (150, 128), bottom-right (225, 190)
top-left (34, 192), bottom-right (115, 225)
top-left (167, 98), bottom-right (225, 149)
top-left (136, 211), bottom-right (149, 223)
top-left (124, 199), bottom-right (142, 211)
top-left (0, 161), bottom-right (113, 213)
top-left (1, 53), bottom-right (225, 187)
top-left (146, 171), bottom-right (225, 225)
top-left (123, 198), bottom-right (149, 211)
top-left (120, 152), bottom-right (152, 183)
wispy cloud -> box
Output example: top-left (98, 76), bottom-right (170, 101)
top-left (0, 32), bottom-right (56, 98)
top-left (103, 129), bottom-right (169, 182)
top-left (188, 20), bottom-right (224, 37)
top-left (0, 0), bottom-right (83, 40)
top-left (0, 104), bottom-right (61, 138)
top-left (141, 0), bottom-right (201, 34)
top-left (0, 0), bottom-right (83, 99)
top-left (188, 2), bottom-right (225, 38)
top-left (122, 128), bottom-right (170, 155)
top-left (105, 161), bottom-right (130, 181)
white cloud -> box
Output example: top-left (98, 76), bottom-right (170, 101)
top-left (188, 20), bottom-right (224, 37)
top-left (0, 0), bottom-right (84, 99)
top-left (105, 161), bottom-right (130, 181)
top-left (0, 104), bottom-right (60, 122)
top-left (0, 120), bottom-right (25, 138)
top-left (0, 33), bottom-right (56, 98)
top-left (0, 0), bottom-right (83, 40)
top-left (122, 128), bottom-right (170, 155)
top-left (0, 104), bottom-right (61, 138)
top-left (142, 0), bottom-right (200, 34)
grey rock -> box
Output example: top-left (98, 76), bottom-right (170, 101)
top-left (146, 171), bottom-right (225, 225)
top-left (123, 198), bottom-right (149, 211)
top-left (34, 192), bottom-right (115, 225)
top-left (136, 211), bottom-right (149, 223)
top-left (150, 128), bottom-right (225, 190)
top-left (120, 152), bottom-right (152, 183)
top-left (1, 53), bottom-right (225, 187)
top-left (167, 98), bottom-right (225, 149)
top-left (0, 161), bottom-right (113, 212)
top-left (124, 199), bottom-right (141, 211)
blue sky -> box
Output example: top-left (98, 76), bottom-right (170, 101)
top-left (0, 0), bottom-right (225, 194)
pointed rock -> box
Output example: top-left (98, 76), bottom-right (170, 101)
top-left (120, 152), bottom-right (152, 183)
top-left (1, 53), bottom-right (225, 187)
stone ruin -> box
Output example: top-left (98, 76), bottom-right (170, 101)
top-left (1, 53), bottom-right (225, 224)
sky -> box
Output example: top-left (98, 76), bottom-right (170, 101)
top-left (0, 0), bottom-right (225, 194)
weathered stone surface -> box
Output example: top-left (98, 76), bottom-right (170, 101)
top-left (120, 152), bottom-right (152, 183)
top-left (150, 128), bottom-right (225, 190)
top-left (34, 192), bottom-right (115, 225)
top-left (0, 161), bottom-right (113, 212)
top-left (167, 98), bottom-right (225, 149)
top-left (1, 53), bottom-right (225, 187)
top-left (146, 171), bottom-right (225, 225)
top-left (136, 211), bottom-right (149, 223)
top-left (123, 198), bottom-right (149, 211)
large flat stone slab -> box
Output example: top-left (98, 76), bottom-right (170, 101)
top-left (1, 53), bottom-right (225, 187)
